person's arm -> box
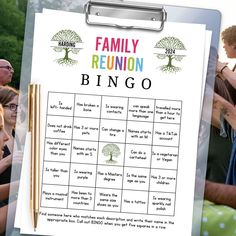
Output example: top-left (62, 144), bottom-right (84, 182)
top-left (204, 180), bottom-right (236, 209)
top-left (217, 61), bottom-right (236, 89)
top-left (211, 93), bottom-right (222, 129)
top-left (0, 181), bottom-right (19, 201)
top-left (0, 183), bottom-right (10, 200)
top-left (0, 155), bottom-right (12, 175)
top-left (213, 92), bottom-right (236, 130)
top-left (0, 204), bottom-right (8, 234)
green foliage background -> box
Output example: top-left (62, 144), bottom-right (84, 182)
top-left (0, 0), bottom-right (27, 89)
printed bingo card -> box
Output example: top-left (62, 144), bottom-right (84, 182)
top-left (15, 8), bottom-right (210, 236)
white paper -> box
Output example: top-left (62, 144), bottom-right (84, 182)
top-left (16, 9), bottom-right (210, 236)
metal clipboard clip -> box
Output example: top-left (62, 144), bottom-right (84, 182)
top-left (85, 0), bottom-right (167, 32)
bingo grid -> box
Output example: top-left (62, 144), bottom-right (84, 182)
top-left (41, 92), bottom-right (182, 216)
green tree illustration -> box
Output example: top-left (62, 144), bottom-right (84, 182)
top-left (51, 29), bottom-right (82, 65)
top-left (102, 144), bottom-right (121, 163)
top-left (155, 36), bottom-right (186, 73)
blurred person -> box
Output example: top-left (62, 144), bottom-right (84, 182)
top-left (204, 93), bottom-right (236, 209)
top-left (217, 25), bottom-right (236, 98)
top-left (0, 86), bottom-right (21, 187)
top-left (203, 26), bottom-right (236, 208)
top-left (206, 76), bottom-right (235, 183)
top-left (215, 26), bottom-right (236, 186)
top-left (0, 60), bottom-right (14, 86)
top-left (204, 180), bottom-right (236, 209)
top-left (205, 46), bottom-right (235, 184)
top-left (15, 93), bottom-right (28, 146)
top-left (0, 88), bottom-right (22, 235)
top-left (0, 183), bottom-right (18, 235)
top-left (0, 103), bottom-right (16, 235)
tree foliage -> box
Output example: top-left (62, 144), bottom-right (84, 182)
top-left (102, 144), bottom-right (121, 163)
top-left (52, 29), bottom-right (82, 43)
top-left (0, 0), bottom-right (27, 88)
top-left (155, 37), bottom-right (186, 73)
top-left (156, 37), bottom-right (186, 50)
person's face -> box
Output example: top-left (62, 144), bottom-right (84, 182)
top-left (223, 40), bottom-right (236, 58)
top-left (0, 60), bottom-right (14, 85)
top-left (0, 113), bottom-right (10, 159)
top-left (3, 95), bottom-right (18, 127)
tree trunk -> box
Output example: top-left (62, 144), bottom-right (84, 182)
top-left (109, 154), bottom-right (113, 161)
top-left (64, 48), bottom-right (69, 60)
top-left (167, 55), bottom-right (173, 67)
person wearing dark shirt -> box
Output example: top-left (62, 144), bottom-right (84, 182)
top-left (0, 86), bottom-right (20, 196)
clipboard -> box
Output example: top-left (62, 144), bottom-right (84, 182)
top-left (8, 1), bottom-right (221, 236)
